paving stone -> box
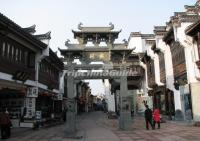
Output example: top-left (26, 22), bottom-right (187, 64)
top-left (4, 112), bottom-right (200, 141)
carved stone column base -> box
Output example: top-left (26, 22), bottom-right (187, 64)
top-left (65, 111), bottom-right (76, 134)
top-left (119, 112), bottom-right (132, 130)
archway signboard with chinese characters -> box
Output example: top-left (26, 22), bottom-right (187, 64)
top-left (59, 23), bottom-right (144, 132)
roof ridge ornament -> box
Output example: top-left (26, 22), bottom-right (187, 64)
top-left (65, 39), bottom-right (71, 47)
top-left (77, 22), bottom-right (115, 31)
top-left (109, 22), bottom-right (114, 30)
top-left (26, 24), bottom-right (36, 29)
top-left (22, 24), bottom-right (36, 34)
top-left (122, 39), bottom-right (128, 47)
top-left (78, 22), bottom-right (83, 30)
top-left (34, 31), bottom-right (51, 40)
top-left (122, 39), bottom-right (128, 44)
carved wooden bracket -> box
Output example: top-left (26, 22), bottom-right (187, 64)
top-left (196, 60), bottom-right (200, 70)
top-left (12, 70), bottom-right (30, 82)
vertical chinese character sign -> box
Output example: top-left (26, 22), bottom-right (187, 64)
top-left (24, 87), bottom-right (38, 118)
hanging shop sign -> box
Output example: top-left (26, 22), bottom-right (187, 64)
top-left (57, 94), bottom-right (63, 100)
top-left (27, 87), bottom-right (38, 98)
top-left (35, 111), bottom-right (42, 120)
top-left (52, 94), bottom-right (63, 100)
top-left (25, 98), bottom-right (35, 119)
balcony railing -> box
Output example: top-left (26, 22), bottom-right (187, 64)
top-left (39, 71), bottom-right (59, 90)
top-left (0, 57), bottom-right (35, 81)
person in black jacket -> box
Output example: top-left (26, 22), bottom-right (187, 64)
top-left (0, 108), bottom-right (11, 139)
top-left (144, 105), bottom-right (154, 130)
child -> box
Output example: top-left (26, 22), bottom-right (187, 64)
top-left (153, 108), bottom-right (161, 129)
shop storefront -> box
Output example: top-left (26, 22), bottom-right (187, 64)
top-left (165, 89), bottom-right (175, 119)
top-left (36, 94), bottom-right (53, 119)
top-left (0, 86), bottom-right (26, 127)
top-left (180, 84), bottom-right (193, 120)
top-left (151, 86), bottom-right (175, 119)
top-left (35, 90), bottom-right (63, 125)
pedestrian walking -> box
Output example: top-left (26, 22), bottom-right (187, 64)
top-left (102, 99), bottom-right (107, 113)
top-left (0, 108), bottom-right (12, 139)
top-left (62, 107), bottom-right (67, 122)
top-left (153, 108), bottom-right (161, 129)
top-left (144, 105), bottom-right (154, 130)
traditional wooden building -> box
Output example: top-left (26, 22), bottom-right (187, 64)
top-left (161, 3), bottom-right (200, 120)
top-left (153, 26), bottom-right (175, 118)
top-left (0, 12), bottom-right (47, 127)
top-left (0, 13), bottom-right (63, 127)
top-left (128, 32), bottom-right (155, 112)
top-left (76, 81), bottom-right (91, 113)
top-left (36, 48), bottom-right (64, 121)
top-left (139, 2), bottom-right (200, 121)
top-left (143, 39), bottom-right (168, 115)
top-left (185, 19), bottom-right (200, 122)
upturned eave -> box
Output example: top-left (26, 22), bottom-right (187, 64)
top-left (185, 20), bottom-right (200, 37)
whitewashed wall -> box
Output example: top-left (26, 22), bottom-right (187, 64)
top-left (176, 23), bottom-right (200, 83)
top-left (128, 36), bottom-right (143, 52)
top-left (104, 79), bottom-right (115, 112)
top-left (155, 36), bottom-right (182, 110)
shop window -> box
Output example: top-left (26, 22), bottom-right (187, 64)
top-left (47, 67), bottom-right (50, 74)
top-left (39, 63), bottom-right (42, 72)
top-left (7, 43), bottom-right (10, 59)
top-left (11, 46), bottom-right (14, 61)
top-left (40, 62), bottom-right (44, 72)
top-left (54, 70), bottom-right (57, 79)
top-left (45, 65), bottom-right (48, 73)
top-left (28, 52), bottom-right (35, 68)
top-left (19, 49), bottom-right (22, 63)
top-left (24, 51), bottom-right (28, 66)
top-left (43, 63), bottom-right (46, 72)
top-left (13, 47), bottom-right (16, 62)
top-left (15, 48), bottom-right (19, 62)
top-left (42, 64), bottom-right (45, 72)
top-left (21, 50), bottom-right (25, 64)
top-left (2, 42), bottom-right (5, 57)
top-left (43, 64), bottom-right (46, 73)
top-left (0, 41), bottom-right (2, 57)
top-left (40, 63), bottom-right (44, 72)
top-left (49, 68), bottom-right (51, 76)
top-left (149, 62), bottom-right (154, 75)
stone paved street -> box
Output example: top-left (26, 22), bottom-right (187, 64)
top-left (3, 112), bottom-right (200, 141)
top-left (112, 118), bottom-right (200, 141)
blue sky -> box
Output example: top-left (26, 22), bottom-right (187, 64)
top-left (0, 0), bottom-right (196, 95)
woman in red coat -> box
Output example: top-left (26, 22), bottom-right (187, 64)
top-left (153, 108), bottom-right (161, 129)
